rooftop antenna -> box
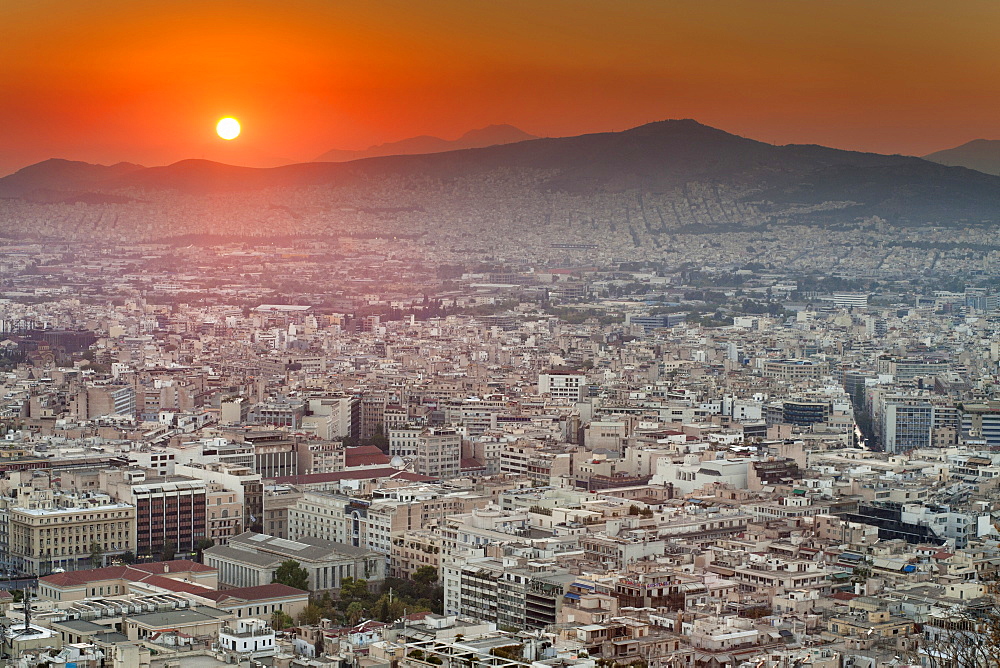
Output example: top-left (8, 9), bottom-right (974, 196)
top-left (21, 586), bottom-right (31, 631)
top-left (7, 586), bottom-right (36, 639)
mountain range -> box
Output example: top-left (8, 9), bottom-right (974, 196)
top-left (925, 139), bottom-right (1000, 177)
top-left (313, 124), bottom-right (537, 162)
top-left (4, 119), bottom-right (1000, 241)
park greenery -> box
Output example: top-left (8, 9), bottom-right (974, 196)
top-left (294, 567), bottom-right (442, 627)
top-left (272, 559), bottom-right (311, 591)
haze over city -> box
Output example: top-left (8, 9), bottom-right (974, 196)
top-left (5, 3), bottom-right (1000, 668)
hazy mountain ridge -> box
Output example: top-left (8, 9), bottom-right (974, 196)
top-left (313, 124), bottom-right (538, 162)
top-left (4, 120), bottom-right (1000, 241)
top-left (0, 158), bottom-right (144, 200)
top-left (925, 139), bottom-right (1000, 177)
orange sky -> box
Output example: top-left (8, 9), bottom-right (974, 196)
top-left (3, 0), bottom-right (1000, 175)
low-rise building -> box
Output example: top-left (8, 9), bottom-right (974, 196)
top-left (204, 531), bottom-right (385, 591)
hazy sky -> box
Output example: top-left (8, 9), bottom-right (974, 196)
top-left (3, 0), bottom-right (1000, 175)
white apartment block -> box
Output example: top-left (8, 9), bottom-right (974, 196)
top-left (538, 371), bottom-right (587, 402)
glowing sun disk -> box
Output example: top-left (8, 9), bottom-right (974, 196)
top-left (216, 117), bottom-right (241, 140)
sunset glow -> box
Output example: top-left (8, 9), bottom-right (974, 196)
top-left (3, 1), bottom-right (1000, 174)
top-left (216, 117), bottom-right (241, 140)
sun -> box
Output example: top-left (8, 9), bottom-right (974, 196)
top-left (216, 117), bottom-right (241, 140)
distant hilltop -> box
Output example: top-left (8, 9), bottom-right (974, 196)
top-left (925, 139), bottom-right (1000, 177)
top-left (4, 119), bottom-right (1000, 242)
top-left (313, 124), bottom-right (538, 162)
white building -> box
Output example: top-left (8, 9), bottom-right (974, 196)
top-left (218, 618), bottom-right (276, 658)
top-left (538, 370), bottom-right (587, 402)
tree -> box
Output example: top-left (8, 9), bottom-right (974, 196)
top-left (346, 601), bottom-right (366, 625)
top-left (159, 540), bottom-right (176, 562)
top-left (911, 597), bottom-right (1000, 668)
top-left (271, 609), bottom-right (294, 631)
top-left (272, 559), bottom-right (310, 591)
top-left (119, 551), bottom-right (136, 565)
top-left (490, 645), bottom-right (523, 661)
top-left (413, 566), bottom-right (438, 586)
top-left (195, 538), bottom-right (215, 563)
top-left (89, 541), bottom-right (104, 568)
top-left (297, 603), bottom-right (325, 626)
top-left (339, 576), bottom-right (369, 601)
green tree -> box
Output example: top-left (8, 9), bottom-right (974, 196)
top-left (297, 602), bottom-right (325, 626)
top-left (346, 601), bottom-right (366, 625)
top-left (413, 566), bottom-right (438, 586)
top-left (195, 538), bottom-right (215, 563)
top-left (339, 576), bottom-right (369, 601)
top-left (159, 540), bottom-right (176, 562)
top-left (89, 541), bottom-right (104, 568)
top-left (491, 645), bottom-right (524, 661)
top-left (272, 559), bottom-right (310, 591)
top-left (271, 609), bottom-right (294, 630)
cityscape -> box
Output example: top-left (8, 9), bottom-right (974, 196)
top-left (5, 2), bottom-right (1000, 668)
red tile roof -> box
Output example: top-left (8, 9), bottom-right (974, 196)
top-left (201, 583), bottom-right (308, 603)
top-left (344, 445), bottom-right (391, 468)
top-left (831, 591), bottom-right (859, 601)
top-left (39, 559), bottom-right (216, 588)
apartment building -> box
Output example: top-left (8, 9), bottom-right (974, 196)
top-left (8, 490), bottom-right (136, 574)
top-left (389, 426), bottom-right (462, 479)
top-left (100, 469), bottom-right (206, 560)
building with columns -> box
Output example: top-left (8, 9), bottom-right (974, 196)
top-left (204, 531), bottom-right (385, 591)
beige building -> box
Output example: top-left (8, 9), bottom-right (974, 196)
top-left (761, 359), bottom-right (824, 382)
top-left (296, 441), bottom-right (345, 474)
top-left (288, 487), bottom-right (484, 556)
top-left (203, 583), bottom-right (308, 622)
top-left (263, 485), bottom-right (303, 539)
top-left (204, 531), bottom-right (385, 591)
top-left (207, 483), bottom-right (244, 545)
top-left (8, 489), bottom-right (136, 574)
top-left (390, 529), bottom-right (441, 579)
top-left (37, 560), bottom-right (218, 602)
top-left (125, 607), bottom-right (234, 642)
top-left (389, 426), bottom-right (462, 479)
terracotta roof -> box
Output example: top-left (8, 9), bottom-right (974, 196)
top-left (135, 559), bottom-right (215, 574)
top-left (345, 445), bottom-right (386, 457)
top-left (344, 446), bottom-right (391, 468)
top-left (134, 574), bottom-right (215, 596)
top-left (39, 559), bottom-right (216, 588)
top-left (201, 583), bottom-right (308, 603)
top-left (831, 591), bottom-right (859, 601)
top-left (460, 458), bottom-right (484, 470)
